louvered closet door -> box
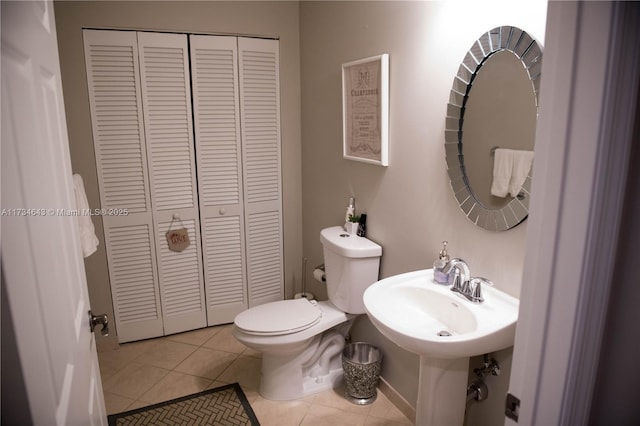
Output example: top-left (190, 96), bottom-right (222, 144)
top-left (137, 32), bottom-right (207, 335)
top-left (190, 35), bottom-right (248, 325)
top-left (238, 38), bottom-right (284, 306)
top-left (83, 30), bottom-right (163, 343)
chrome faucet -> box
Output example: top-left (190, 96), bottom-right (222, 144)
top-left (467, 277), bottom-right (494, 303)
top-left (443, 258), bottom-right (470, 285)
top-left (443, 258), bottom-right (492, 303)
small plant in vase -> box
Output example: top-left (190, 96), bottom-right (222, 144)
top-left (345, 214), bottom-right (360, 234)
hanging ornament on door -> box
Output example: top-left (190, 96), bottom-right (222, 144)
top-left (166, 214), bottom-right (190, 252)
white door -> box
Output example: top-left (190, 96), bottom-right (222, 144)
top-left (1, 1), bottom-right (107, 424)
top-left (190, 34), bottom-right (249, 324)
top-left (83, 29), bottom-right (164, 343)
top-left (238, 37), bottom-right (285, 307)
top-left (137, 32), bottom-right (207, 335)
top-left (507, 2), bottom-right (640, 425)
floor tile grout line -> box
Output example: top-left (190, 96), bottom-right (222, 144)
top-left (213, 352), bottom-right (241, 382)
top-left (99, 325), bottom-right (413, 424)
top-left (104, 364), bottom-right (173, 401)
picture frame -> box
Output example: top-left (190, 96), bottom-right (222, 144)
top-left (342, 54), bottom-right (389, 166)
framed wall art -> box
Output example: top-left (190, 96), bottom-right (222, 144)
top-left (342, 53), bottom-right (389, 166)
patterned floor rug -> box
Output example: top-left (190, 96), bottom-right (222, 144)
top-left (107, 382), bottom-right (260, 426)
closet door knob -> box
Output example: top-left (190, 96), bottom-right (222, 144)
top-left (219, 209), bottom-right (226, 215)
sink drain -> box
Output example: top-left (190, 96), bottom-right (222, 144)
top-left (437, 330), bottom-right (452, 337)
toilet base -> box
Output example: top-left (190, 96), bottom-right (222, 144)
top-left (260, 361), bottom-right (345, 401)
top-left (301, 368), bottom-right (344, 398)
top-left (258, 328), bottom-right (347, 400)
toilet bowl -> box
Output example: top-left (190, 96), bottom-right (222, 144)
top-left (232, 226), bottom-right (382, 400)
top-left (233, 298), bottom-right (354, 400)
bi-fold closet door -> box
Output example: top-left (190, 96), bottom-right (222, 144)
top-left (83, 30), bottom-right (283, 343)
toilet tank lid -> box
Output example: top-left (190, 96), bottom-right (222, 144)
top-left (320, 226), bottom-right (382, 258)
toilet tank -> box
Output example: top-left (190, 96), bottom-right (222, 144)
top-left (320, 226), bottom-right (382, 314)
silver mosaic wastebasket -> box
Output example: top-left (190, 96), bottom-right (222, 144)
top-left (342, 342), bottom-right (382, 405)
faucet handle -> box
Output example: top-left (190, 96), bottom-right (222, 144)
top-left (460, 278), bottom-right (473, 295)
top-left (470, 277), bottom-right (493, 303)
top-left (451, 270), bottom-right (463, 293)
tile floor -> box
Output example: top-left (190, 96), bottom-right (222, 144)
top-left (99, 324), bottom-right (413, 425)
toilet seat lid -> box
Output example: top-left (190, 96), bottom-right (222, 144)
top-left (234, 298), bottom-right (322, 335)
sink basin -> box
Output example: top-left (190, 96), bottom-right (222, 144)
top-left (364, 269), bottom-right (519, 425)
top-left (363, 269), bottom-right (519, 359)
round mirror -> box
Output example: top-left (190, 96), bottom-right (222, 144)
top-left (445, 26), bottom-right (542, 231)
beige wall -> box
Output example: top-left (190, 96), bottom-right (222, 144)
top-left (53, 1), bottom-right (302, 345)
top-left (299, 1), bottom-right (546, 424)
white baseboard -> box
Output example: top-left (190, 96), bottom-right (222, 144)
top-left (378, 376), bottom-right (416, 423)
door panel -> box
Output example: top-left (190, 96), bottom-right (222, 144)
top-left (83, 29), bottom-right (163, 343)
top-left (137, 32), bottom-right (207, 334)
top-left (238, 37), bottom-right (284, 306)
top-left (190, 35), bottom-right (248, 324)
top-left (82, 30), bottom-right (285, 340)
top-left (2, 2), bottom-right (106, 423)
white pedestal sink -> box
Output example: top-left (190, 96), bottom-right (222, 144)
top-left (363, 269), bottom-right (519, 426)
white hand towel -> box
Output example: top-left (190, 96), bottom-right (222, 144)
top-left (508, 150), bottom-right (534, 197)
top-left (490, 148), bottom-right (513, 197)
top-left (73, 173), bottom-right (99, 258)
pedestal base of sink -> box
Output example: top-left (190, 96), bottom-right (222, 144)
top-left (416, 356), bottom-right (470, 426)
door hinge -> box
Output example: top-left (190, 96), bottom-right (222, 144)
top-left (505, 392), bottom-right (520, 422)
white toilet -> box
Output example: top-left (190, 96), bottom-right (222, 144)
top-left (232, 226), bottom-right (382, 400)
